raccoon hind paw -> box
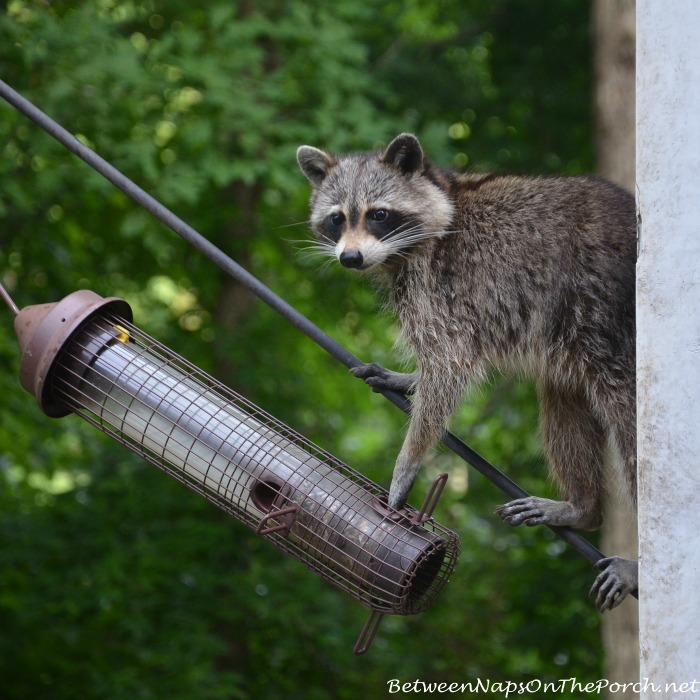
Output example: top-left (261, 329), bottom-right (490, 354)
top-left (350, 363), bottom-right (418, 395)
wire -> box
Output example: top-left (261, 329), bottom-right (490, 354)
top-left (0, 280), bottom-right (20, 316)
top-left (0, 78), bottom-right (609, 568)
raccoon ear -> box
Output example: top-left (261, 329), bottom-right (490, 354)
top-left (382, 133), bottom-right (424, 177)
top-left (297, 146), bottom-right (337, 187)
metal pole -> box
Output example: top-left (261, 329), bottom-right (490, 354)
top-left (0, 281), bottom-right (20, 316)
top-left (637, 1), bottom-right (700, 689)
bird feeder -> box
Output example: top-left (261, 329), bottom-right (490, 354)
top-left (8, 288), bottom-right (460, 654)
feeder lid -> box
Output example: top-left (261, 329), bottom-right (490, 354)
top-left (14, 290), bottom-right (132, 417)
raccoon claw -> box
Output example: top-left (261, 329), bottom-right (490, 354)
top-left (494, 496), bottom-right (600, 530)
top-left (494, 497), bottom-right (552, 527)
top-left (350, 363), bottom-right (417, 395)
top-left (590, 557), bottom-right (638, 612)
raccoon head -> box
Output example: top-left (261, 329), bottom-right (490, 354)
top-left (297, 133), bottom-right (454, 271)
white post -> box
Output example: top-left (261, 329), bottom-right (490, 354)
top-left (637, 1), bottom-right (700, 696)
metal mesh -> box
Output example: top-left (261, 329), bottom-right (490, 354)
top-left (47, 313), bottom-right (460, 615)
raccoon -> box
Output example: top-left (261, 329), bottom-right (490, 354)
top-left (297, 133), bottom-right (638, 610)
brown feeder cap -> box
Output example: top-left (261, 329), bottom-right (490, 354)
top-left (14, 290), bottom-right (132, 417)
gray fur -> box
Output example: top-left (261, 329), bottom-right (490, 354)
top-left (297, 133), bottom-right (637, 609)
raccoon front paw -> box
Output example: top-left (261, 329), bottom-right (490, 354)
top-left (350, 363), bottom-right (418, 395)
top-left (386, 459), bottom-right (420, 510)
top-left (590, 557), bottom-right (638, 612)
top-left (494, 496), bottom-right (602, 531)
top-left (387, 481), bottom-right (409, 510)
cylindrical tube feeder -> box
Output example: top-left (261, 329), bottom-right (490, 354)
top-left (12, 290), bottom-right (460, 653)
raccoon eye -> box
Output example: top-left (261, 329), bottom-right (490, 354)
top-left (371, 209), bottom-right (389, 222)
top-left (329, 212), bottom-right (345, 227)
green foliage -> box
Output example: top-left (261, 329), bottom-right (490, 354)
top-left (0, 1), bottom-right (602, 698)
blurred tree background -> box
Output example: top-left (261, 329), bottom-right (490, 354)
top-left (0, 1), bottom-right (609, 698)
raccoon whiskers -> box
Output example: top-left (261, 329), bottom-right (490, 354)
top-left (274, 220), bottom-right (311, 231)
top-left (380, 222), bottom-right (457, 255)
top-left (287, 238), bottom-right (336, 263)
top-left (314, 256), bottom-right (340, 275)
top-left (378, 220), bottom-right (427, 243)
top-left (293, 244), bottom-right (338, 274)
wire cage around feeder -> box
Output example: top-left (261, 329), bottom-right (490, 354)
top-left (11, 289), bottom-right (460, 653)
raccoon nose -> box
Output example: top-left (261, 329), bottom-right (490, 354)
top-left (339, 250), bottom-right (364, 269)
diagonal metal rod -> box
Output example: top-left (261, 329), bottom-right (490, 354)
top-left (0, 280), bottom-right (20, 316)
top-left (0, 78), bottom-right (608, 568)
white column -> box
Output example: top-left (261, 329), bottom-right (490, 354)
top-left (637, 1), bottom-right (700, 695)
